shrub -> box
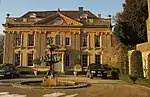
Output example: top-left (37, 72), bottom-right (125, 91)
top-left (130, 50), bottom-right (143, 77)
top-left (16, 66), bottom-right (35, 75)
top-left (130, 76), bottom-right (138, 84)
top-left (74, 64), bottom-right (82, 72)
top-left (111, 71), bottom-right (119, 79)
top-left (120, 74), bottom-right (150, 87)
top-left (33, 58), bottom-right (41, 65)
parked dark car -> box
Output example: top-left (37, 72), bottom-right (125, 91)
top-left (0, 64), bottom-right (20, 79)
top-left (16, 66), bottom-right (35, 75)
top-left (86, 63), bottom-right (111, 79)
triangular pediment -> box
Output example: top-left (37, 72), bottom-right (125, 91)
top-left (35, 12), bottom-right (83, 26)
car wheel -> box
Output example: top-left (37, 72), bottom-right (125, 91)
top-left (10, 74), bottom-right (14, 79)
top-left (89, 74), bottom-right (93, 79)
top-left (102, 73), bottom-right (107, 79)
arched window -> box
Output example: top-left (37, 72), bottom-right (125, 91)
top-left (55, 34), bottom-right (60, 46)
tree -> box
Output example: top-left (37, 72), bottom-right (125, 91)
top-left (0, 34), bottom-right (4, 64)
top-left (114, 0), bottom-right (148, 45)
top-left (116, 43), bottom-right (129, 74)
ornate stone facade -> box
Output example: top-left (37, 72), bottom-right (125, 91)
top-left (2, 7), bottom-right (117, 72)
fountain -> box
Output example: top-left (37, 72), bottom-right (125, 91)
top-left (12, 39), bottom-right (89, 89)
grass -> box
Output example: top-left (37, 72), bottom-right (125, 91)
top-left (119, 74), bottom-right (150, 87)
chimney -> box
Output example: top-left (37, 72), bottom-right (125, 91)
top-left (6, 13), bottom-right (10, 18)
top-left (78, 7), bottom-right (83, 11)
top-left (98, 14), bottom-right (101, 18)
top-left (108, 15), bottom-right (111, 19)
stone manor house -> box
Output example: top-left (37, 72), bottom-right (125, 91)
top-left (2, 7), bottom-right (118, 72)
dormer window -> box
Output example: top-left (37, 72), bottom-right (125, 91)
top-left (30, 13), bottom-right (36, 18)
top-left (80, 14), bottom-right (88, 23)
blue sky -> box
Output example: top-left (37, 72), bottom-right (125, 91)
top-left (0, 0), bottom-right (124, 34)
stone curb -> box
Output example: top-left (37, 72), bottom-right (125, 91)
top-left (12, 80), bottom-right (89, 89)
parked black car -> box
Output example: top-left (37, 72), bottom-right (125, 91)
top-left (0, 64), bottom-right (20, 79)
top-left (16, 66), bottom-right (35, 75)
top-left (86, 63), bottom-right (111, 79)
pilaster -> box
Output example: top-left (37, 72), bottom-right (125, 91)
top-left (40, 31), bottom-right (46, 57)
top-left (3, 31), bottom-right (9, 63)
top-left (71, 32), bottom-right (75, 50)
top-left (61, 53), bottom-right (65, 73)
top-left (100, 32), bottom-right (103, 48)
top-left (35, 31), bottom-right (40, 59)
top-left (75, 32), bottom-right (80, 51)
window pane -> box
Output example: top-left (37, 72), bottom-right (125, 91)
top-left (28, 53), bottom-right (33, 66)
top-left (95, 35), bottom-right (100, 47)
top-left (28, 34), bottom-right (34, 46)
top-left (82, 34), bottom-right (87, 47)
top-left (95, 55), bottom-right (101, 64)
top-left (15, 53), bottom-right (20, 66)
top-left (65, 54), bottom-right (70, 66)
top-left (82, 54), bottom-right (88, 67)
top-left (55, 35), bottom-right (60, 45)
top-left (65, 37), bottom-right (70, 46)
top-left (15, 33), bottom-right (21, 46)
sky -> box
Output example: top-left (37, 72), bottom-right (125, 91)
top-left (0, 0), bottom-right (124, 34)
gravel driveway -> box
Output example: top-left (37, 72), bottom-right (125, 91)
top-left (0, 76), bottom-right (149, 97)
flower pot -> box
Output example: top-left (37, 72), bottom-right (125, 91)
top-left (73, 71), bottom-right (77, 76)
top-left (34, 70), bottom-right (37, 76)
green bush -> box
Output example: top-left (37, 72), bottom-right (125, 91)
top-left (130, 76), bottom-right (138, 84)
top-left (130, 50), bottom-right (143, 78)
top-left (65, 71), bottom-right (73, 75)
top-left (74, 64), bottom-right (82, 72)
top-left (33, 58), bottom-right (41, 65)
top-left (16, 66), bottom-right (35, 75)
top-left (120, 74), bottom-right (150, 87)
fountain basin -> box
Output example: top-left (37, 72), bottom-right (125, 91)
top-left (12, 80), bottom-right (89, 89)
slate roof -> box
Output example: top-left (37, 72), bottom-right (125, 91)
top-left (21, 10), bottom-right (98, 19)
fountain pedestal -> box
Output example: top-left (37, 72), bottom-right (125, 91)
top-left (43, 77), bottom-right (57, 86)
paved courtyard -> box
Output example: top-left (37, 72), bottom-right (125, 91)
top-left (0, 76), bottom-right (150, 97)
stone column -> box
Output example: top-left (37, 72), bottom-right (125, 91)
top-left (6, 32), bottom-right (15, 64)
top-left (90, 33), bottom-right (95, 49)
top-left (147, 0), bottom-right (150, 41)
top-left (9, 32), bottom-right (15, 64)
top-left (148, 0), bottom-right (150, 18)
top-left (61, 53), bottom-right (65, 73)
top-left (71, 32), bottom-right (75, 50)
top-left (35, 32), bottom-right (40, 59)
top-left (88, 33), bottom-right (90, 48)
top-left (76, 32), bottom-right (80, 51)
top-left (100, 51), bottom-right (103, 64)
top-left (20, 52), bottom-right (23, 66)
top-left (62, 33), bottom-right (66, 47)
top-left (3, 31), bottom-right (9, 63)
top-left (100, 33), bottom-right (103, 48)
top-left (40, 32), bottom-right (46, 57)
